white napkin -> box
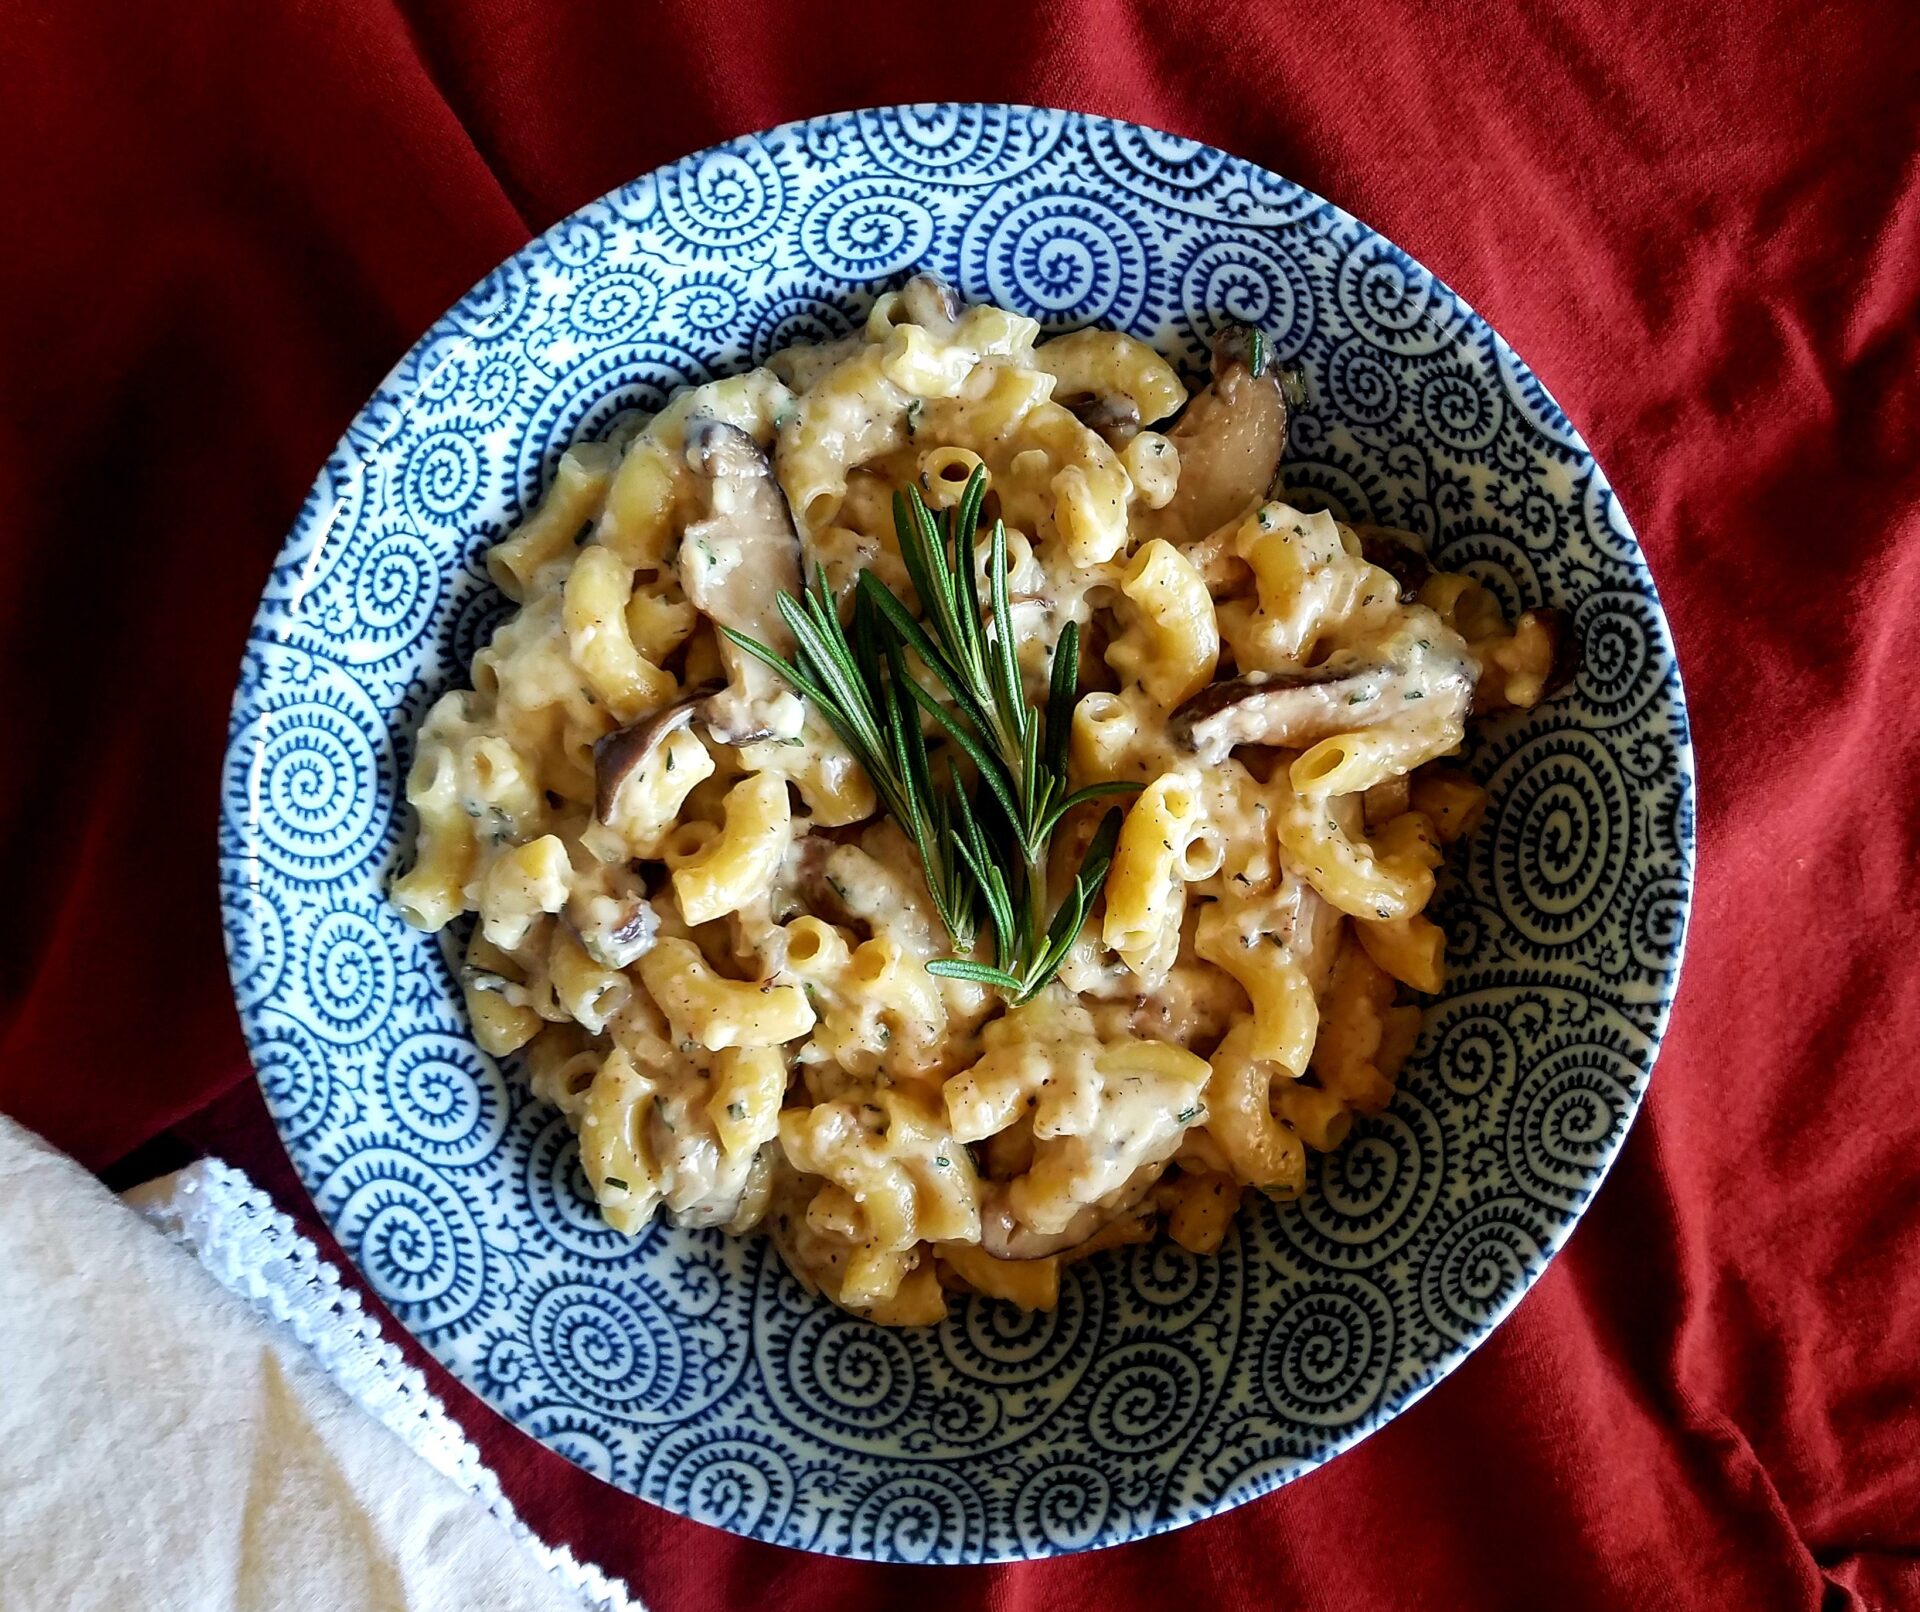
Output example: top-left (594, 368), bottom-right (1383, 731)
top-left (0, 1116), bottom-right (640, 1612)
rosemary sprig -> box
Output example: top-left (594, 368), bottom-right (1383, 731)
top-left (722, 465), bottom-right (1136, 1003)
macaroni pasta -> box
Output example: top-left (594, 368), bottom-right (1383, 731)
top-left (393, 275), bottom-right (1570, 1325)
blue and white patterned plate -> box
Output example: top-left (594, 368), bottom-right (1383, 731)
top-left (220, 105), bottom-right (1693, 1562)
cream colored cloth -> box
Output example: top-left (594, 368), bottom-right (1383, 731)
top-left (0, 1116), bottom-right (607, 1612)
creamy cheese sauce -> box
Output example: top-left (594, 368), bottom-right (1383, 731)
top-left (390, 276), bottom-right (1568, 1324)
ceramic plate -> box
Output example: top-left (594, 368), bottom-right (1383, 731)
top-left (220, 104), bottom-right (1694, 1561)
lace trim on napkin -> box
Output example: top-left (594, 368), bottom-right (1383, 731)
top-left (130, 1160), bottom-right (644, 1612)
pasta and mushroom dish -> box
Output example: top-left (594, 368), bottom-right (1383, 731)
top-left (392, 273), bottom-right (1570, 1325)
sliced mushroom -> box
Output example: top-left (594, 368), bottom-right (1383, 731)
top-left (898, 271), bottom-right (962, 327)
top-left (591, 684), bottom-right (718, 824)
top-left (1173, 636), bottom-right (1476, 765)
top-left (1354, 524), bottom-right (1433, 599)
top-left (1143, 323), bottom-right (1291, 545)
top-left (566, 863), bottom-right (659, 969)
top-left (978, 1163), bottom-right (1164, 1261)
top-left (679, 417), bottom-right (806, 745)
top-left (1067, 393), bottom-right (1140, 448)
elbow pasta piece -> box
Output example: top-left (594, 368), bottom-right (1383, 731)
top-left (847, 934), bottom-right (947, 1054)
top-left (778, 353), bottom-right (906, 529)
top-left (1031, 327), bottom-right (1187, 433)
top-left (1220, 503), bottom-right (1390, 671)
top-left (1275, 785), bottom-right (1436, 921)
top-left (502, 916), bottom-right (567, 1024)
top-left (780, 1089), bottom-right (981, 1306)
top-left (881, 323), bottom-right (980, 397)
top-left (779, 914), bottom-right (854, 982)
top-left (576, 1045), bottom-right (661, 1233)
top-left (672, 771), bottom-right (792, 926)
top-left (392, 728), bottom-right (479, 932)
top-left (637, 938), bottom-right (814, 1051)
top-left (656, 820), bottom-right (718, 871)
top-left (1106, 540), bottom-right (1220, 708)
top-left (459, 733), bottom-right (547, 841)
top-left (1356, 913), bottom-right (1446, 995)
top-left (563, 544), bottom-right (676, 721)
top-left (523, 1024), bottom-right (604, 1120)
top-left (478, 834), bottom-right (571, 951)
top-left (460, 930), bottom-right (543, 1056)
top-left (1069, 689), bottom-right (1158, 785)
top-left (1291, 728), bottom-right (1423, 799)
top-left (1274, 1083), bottom-right (1353, 1151)
top-left (547, 921), bottom-right (632, 1035)
top-left (597, 437), bottom-right (683, 569)
top-left (1120, 431), bottom-right (1179, 508)
top-left (1410, 766), bottom-right (1489, 841)
top-left (464, 987), bottom-right (542, 1057)
top-left (1310, 935), bottom-right (1402, 1113)
top-left (1159, 1170), bottom-right (1241, 1254)
top-left (1036, 413), bottom-right (1132, 565)
top-left (704, 1045), bottom-right (787, 1160)
top-left (1203, 1021), bottom-right (1309, 1199)
top-left (1103, 773), bottom-right (1205, 982)
top-left (1418, 571), bottom-right (1509, 643)
top-left (624, 577), bottom-right (697, 665)
top-left (917, 445), bottom-right (987, 506)
top-left (486, 442), bottom-right (619, 601)
top-left (939, 1243), bottom-right (1061, 1311)
top-left (1194, 901), bottom-right (1319, 1074)
top-left (598, 727), bottom-right (714, 859)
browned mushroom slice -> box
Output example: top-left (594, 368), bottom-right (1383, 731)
top-left (1143, 323), bottom-right (1290, 545)
top-left (566, 863), bottom-right (660, 969)
top-left (976, 1163), bottom-right (1164, 1261)
top-left (591, 684), bottom-right (718, 824)
top-left (1354, 524), bottom-right (1433, 599)
top-left (679, 417), bottom-right (806, 745)
top-left (1066, 393), bottom-right (1141, 449)
top-left (897, 271), bottom-right (962, 326)
top-left (1173, 641), bottom-right (1476, 765)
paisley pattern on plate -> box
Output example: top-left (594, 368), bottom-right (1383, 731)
top-left (221, 105), bottom-right (1693, 1561)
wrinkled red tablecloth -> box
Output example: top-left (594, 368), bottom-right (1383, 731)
top-left (4, 4), bottom-right (1917, 1608)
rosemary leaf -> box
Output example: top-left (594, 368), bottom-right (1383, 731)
top-left (926, 958), bottom-right (1026, 991)
top-left (740, 463), bottom-right (1138, 1003)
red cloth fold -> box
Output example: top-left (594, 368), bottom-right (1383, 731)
top-left (3, 4), bottom-right (1916, 1608)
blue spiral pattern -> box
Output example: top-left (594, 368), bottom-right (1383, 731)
top-left (220, 107), bottom-right (1694, 1562)
top-left (961, 185), bottom-right (1157, 330)
top-left (801, 180), bottom-right (936, 281)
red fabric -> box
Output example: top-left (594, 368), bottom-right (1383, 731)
top-left (4, 3), bottom-right (1918, 1607)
